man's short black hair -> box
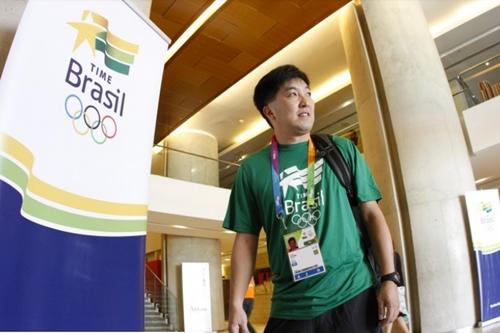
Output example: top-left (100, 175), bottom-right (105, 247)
top-left (253, 65), bottom-right (310, 124)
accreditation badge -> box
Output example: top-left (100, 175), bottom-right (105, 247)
top-left (284, 226), bottom-right (326, 282)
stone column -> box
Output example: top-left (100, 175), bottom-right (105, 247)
top-left (339, 2), bottom-right (415, 323)
top-left (163, 130), bottom-right (224, 331)
top-left (339, 3), bottom-right (405, 260)
top-left (164, 235), bottom-right (224, 331)
top-left (166, 130), bottom-right (219, 186)
top-left (342, 1), bottom-right (478, 331)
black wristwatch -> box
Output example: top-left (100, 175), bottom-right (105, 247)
top-left (380, 272), bottom-right (402, 286)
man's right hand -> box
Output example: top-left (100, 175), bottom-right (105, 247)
top-left (228, 305), bottom-right (249, 333)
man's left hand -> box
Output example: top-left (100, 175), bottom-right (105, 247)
top-left (377, 281), bottom-right (400, 326)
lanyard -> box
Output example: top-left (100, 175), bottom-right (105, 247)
top-left (270, 135), bottom-right (316, 230)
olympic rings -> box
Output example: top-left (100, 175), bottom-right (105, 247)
top-left (83, 105), bottom-right (101, 130)
top-left (65, 94), bottom-right (83, 119)
top-left (101, 115), bottom-right (117, 138)
top-left (64, 94), bottom-right (117, 144)
top-left (291, 209), bottom-right (321, 228)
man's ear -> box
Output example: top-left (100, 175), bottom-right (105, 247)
top-left (263, 105), bottom-right (275, 123)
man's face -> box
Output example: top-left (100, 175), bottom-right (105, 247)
top-left (265, 78), bottom-right (315, 137)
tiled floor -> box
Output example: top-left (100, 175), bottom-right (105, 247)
top-left (218, 320), bottom-right (500, 333)
top-left (472, 321), bottom-right (500, 333)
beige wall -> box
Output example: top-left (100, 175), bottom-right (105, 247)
top-left (151, 147), bottom-right (167, 176)
top-left (255, 251), bottom-right (270, 270)
top-left (145, 232), bottom-right (162, 254)
top-left (0, 0), bottom-right (26, 76)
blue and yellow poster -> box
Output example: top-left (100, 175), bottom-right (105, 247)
top-left (465, 189), bottom-right (500, 326)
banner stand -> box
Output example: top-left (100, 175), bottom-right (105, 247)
top-left (0, 0), bottom-right (169, 330)
top-left (464, 189), bottom-right (500, 327)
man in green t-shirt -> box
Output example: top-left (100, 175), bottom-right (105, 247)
top-left (223, 65), bottom-right (400, 333)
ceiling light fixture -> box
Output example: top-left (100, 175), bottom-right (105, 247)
top-left (233, 118), bottom-right (270, 145)
top-left (475, 177), bottom-right (490, 184)
top-left (164, 0), bottom-right (227, 63)
top-left (169, 128), bottom-right (217, 140)
top-left (313, 70), bottom-right (351, 102)
top-left (152, 145), bottom-right (163, 154)
top-left (429, 1), bottom-right (500, 38)
top-left (171, 225), bottom-right (188, 229)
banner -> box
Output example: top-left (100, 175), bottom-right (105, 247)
top-left (0, 0), bottom-right (169, 330)
top-left (465, 189), bottom-right (500, 326)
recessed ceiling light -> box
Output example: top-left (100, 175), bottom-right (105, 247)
top-left (233, 119), bottom-right (269, 145)
top-left (475, 177), bottom-right (490, 184)
top-left (171, 225), bottom-right (188, 229)
top-left (238, 119), bottom-right (245, 123)
top-left (313, 70), bottom-right (351, 102)
top-left (152, 145), bottom-right (163, 154)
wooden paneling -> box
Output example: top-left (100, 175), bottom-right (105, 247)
top-left (151, 0), bottom-right (212, 42)
top-left (152, 0), bottom-right (350, 143)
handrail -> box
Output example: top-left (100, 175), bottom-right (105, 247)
top-left (458, 52), bottom-right (500, 77)
top-left (332, 122), bottom-right (359, 136)
top-left (154, 144), bottom-right (241, 167)
top-left (144, 263), bottom-right (179, 330)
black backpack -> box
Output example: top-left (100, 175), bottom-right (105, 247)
top-left (311, 133), bottom-right (380, 281)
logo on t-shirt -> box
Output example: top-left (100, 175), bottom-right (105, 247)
top-left (280, 159), bottom-right (325, 228)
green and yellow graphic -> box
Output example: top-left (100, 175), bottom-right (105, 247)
top-left (68, 10), bottom-right (139, 75)
top-left (0, 133), bottom-right (147, 235)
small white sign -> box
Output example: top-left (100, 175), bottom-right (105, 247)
top-left (182, 262), bottom-right (212, 332)
top-left (465, 189), bottom-right (500, 253)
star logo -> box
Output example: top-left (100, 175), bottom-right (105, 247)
top-left (67, 11), bottom-right (104, 56)
top-left (67, 10), bottom-right (139, 75)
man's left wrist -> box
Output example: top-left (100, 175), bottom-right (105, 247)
top-left (379, 272), bottom-right (402, 286)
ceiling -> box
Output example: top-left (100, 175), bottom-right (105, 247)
top-left (147, 0), bottom-right (500, 253)
top-left (151, 0), bottom-right (350, 143)
top-left (152, 0), bottom-right (500, 162)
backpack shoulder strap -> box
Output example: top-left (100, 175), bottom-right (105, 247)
top-left (311, 134), bottom-right (356, 204)
top-left (312, 133), bottom-right (379, 277)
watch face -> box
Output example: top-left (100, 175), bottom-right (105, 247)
top-left (382, 272), bottom-right (401, 286)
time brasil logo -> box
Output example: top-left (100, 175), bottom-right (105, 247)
top-left (64, 10), bottom-right (139, 144)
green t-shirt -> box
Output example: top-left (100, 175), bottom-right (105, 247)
top-left (223, 135), bottom-right (382, 319)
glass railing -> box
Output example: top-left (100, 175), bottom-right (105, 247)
top-left (151, 118), bottom-right (363, 189)
top-left (450, 53), bottom-right (500, 112)
top-left (151, 144), bottom-right (239, 181)
top-left (144, 264), bottom-right (178, 331)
